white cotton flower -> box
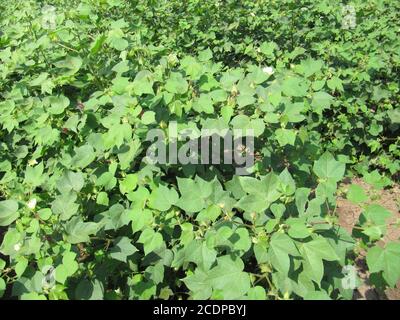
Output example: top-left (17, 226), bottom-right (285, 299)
top-left (262, 66), bottom-right (274, 75)
top-left (14, 243), bottom-right (21, 252)
top-left (28, 159), bottom-right (38, 166)
top-left (27, 198), bottom-right (37, 210)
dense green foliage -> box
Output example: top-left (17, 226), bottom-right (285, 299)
top-left (0, 0), bottom-right (399, 300)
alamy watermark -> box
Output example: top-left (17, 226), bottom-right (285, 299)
top-left (144, 122), bottom-right (255, 175)
top-left (341, 265), bottom-right (358, 290)
top-left (41, 265), bottom-right (56, 291)
top-left (41, 5), bottom-right (57, 30)
top-left (341, 5), bottom-right (356, 30)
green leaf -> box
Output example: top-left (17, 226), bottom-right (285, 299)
top-left (148, 185), bottom-right (178, 211)
top-left (65, 217), bottom-right (98, 244)
top-left (279, 168), bottom-right (296, 195)
top-left (55, 251), bottom-right (78, 284)
top-left (101, 204), bottom-right (130, 230)
top-left (207, 255), bottom-right (251, 299)
top-left (54, 55), bottom-right (82, 73)
top-left (268, 233), bottom-right (299, 274)
top-left (0, 277), bottom-right (5, 298)
top-left (282, 77), bottom-right (308, 97)
top-left (295, 188), bottom-right (310, 216)
top-left (107, 29), bottom-right (128, 51)
top-left (275, 128), bottom-right (297, 146)
top-left (0, 200), bottom-right (19, 227)
top-left (51, 192), bottom-right (79, 221)
top-left (75, 279), bottom-right (104, 300)
top-left (24, 162), bottom-right (44, 187)
top-left (311, 91), bottom-right (334, 114)
top-left (57, 171), bottom-right (84, 193)
top-left (71, 145), bottom-right (96, 169)
top-left (299, 236), bottom-right (340, 284)
top-left (313, 152), bottom-right (345, 182)
top-left (303, 290), bottom-right (331, 300)
top-left (198, 48), bottom-right (213, 62)
top-left (184, 255), bottom-right (250, 299)
top-left (176, 177), bottom-right (212, 213)
top-left (196, 205), bottom-right (221, 223)
top-left (132, 70), bottom-right (154, 95)
top-left (130, 209), bottom-right (153, 233)
top-left (287, 218), bottom-right (312, 239)
top-left (237, 94), bottom-right (255, 108)
top-left (347, 184), bottom-right (368, 204)
top-left (236, 194), bottom-right (269, 213)
top-left (259, 41), bottom-right (277, 57)
top-left (141, 111), bottom-right (156, 125)
top-left (184, 240), bottom-right (217, 270)
top-left (119, 174), bottom-right (138, 194)
top-left (366, 242), bottom-right (400, 287)
top-left (182, 268), bottom-right (212, 300)
top-left (193, 94), bottom-right (214, 114)
top-left (231, 115), bottom-right (265, 137)
top-left (181, 56), bottom-right (203, 79)
top-left (109, 237), bottom-right (137, 262)
top-left (138, 229), bottom-right (164, 255)
top-left (358, 204), bottom-right (392, 240)
top-left (247, 286), bottom-right (267, 300)
top-left (165, 72), bottom-right (188, 94)
top-left (296, 58), bottom-right (323, 78)
top-left (48, 95), bottom-right (70, 115)
top-left (15, 256), bottom-right (28, 277)
top-left (236, 173), bottom-right (281, 213)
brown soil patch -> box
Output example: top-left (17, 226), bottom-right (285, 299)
top-left (336, 177), bottom-right (400, 300)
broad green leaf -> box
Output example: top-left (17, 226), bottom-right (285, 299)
top-left (165, 72), bottom-right (188, 94)
top-left (57, 171), bottom-right (84, 193)
top-left (138, 229), bottom-right (164, 255)
top-left (268, 233), bottom-right (299, 274)
top-left (313, 152), bottom-right (345, 182)
top-left (366, 242), bottom-right (400, 287)
top-left (119, 174), bottom-right (138, 195)
top-left (282, 77), bottom-right (308, 97)
top-left (75, 279), bottom-right (104, 300)
top-left (347, 184), bottom-right (368, 204)
top-left (109, 237), bottom-right (137, 262)
top-left (71, 145), bottom-right (96, 169)
top-left (65, 217), bottom-right (98, 244)
top-left (148, 185), bottom-right (178, 211)
top-left (311, 91), bottom-right (334, 114)
top-left (48, 95), bottom-right (70, 115)
top-left (275, 128), bottom-right (297, 146)
top-left (0, 200), bottom-right (19, 227)
top-left (299, 236), bottom-right (340, 284)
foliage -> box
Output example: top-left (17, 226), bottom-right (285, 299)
top-left (0, 0), bottom-right (399, 300)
